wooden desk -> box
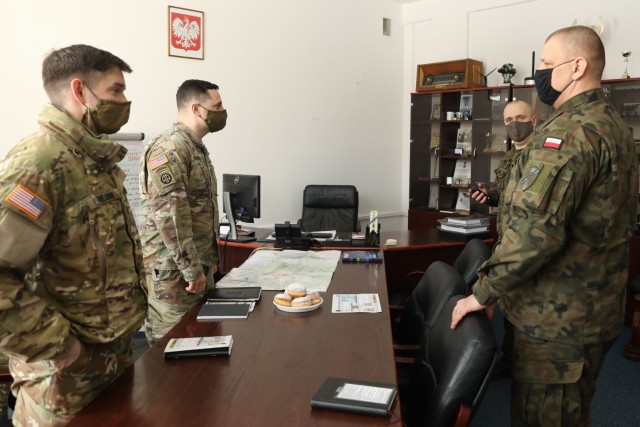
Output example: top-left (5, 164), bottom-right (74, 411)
top-left (69, 262), bottom-right (400, 426)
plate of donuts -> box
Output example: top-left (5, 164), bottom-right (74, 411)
top-left (273, 283), bottom-right (323, 313)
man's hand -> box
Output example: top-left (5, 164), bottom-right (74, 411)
top-left (451, 294), bottom-right (486, 329)
top-left (186, 274), bottom-right (207, 293)
top-left (51, 336), bottom-right (82, 371)
top-left (470, 182), bottom-right (489, 204)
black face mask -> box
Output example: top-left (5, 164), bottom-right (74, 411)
top-left (534, 59), bottom-right (575, 106)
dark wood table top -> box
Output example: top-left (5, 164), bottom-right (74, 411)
top-left (69, 261), bottom-right (400, 426)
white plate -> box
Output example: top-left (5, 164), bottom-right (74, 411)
top-left (273, 297), bottom-right (323, 313)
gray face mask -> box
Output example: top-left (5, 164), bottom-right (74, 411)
top-left (506, 121), bottom-right (533, 143)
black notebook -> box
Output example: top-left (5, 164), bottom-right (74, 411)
top-left (197, 301), bottom-right (253, 320)
top-left (164, 335), bottom-right (233, 358)
top-left (310, 377), bottom-right (397, 417)
top-left (206, 287), bottom-right (262, 301)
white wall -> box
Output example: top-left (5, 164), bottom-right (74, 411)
top-left (400, 0), bottom-right (640, 210)
top-left (0, 0), bottom-right (406, 230)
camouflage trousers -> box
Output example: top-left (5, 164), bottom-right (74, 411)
top-left (9, 334), bottom-right (134, 427)
top-left (144, 267), bottom-right (214, 345)
top-left (510, 328), bottom-right (615, 427)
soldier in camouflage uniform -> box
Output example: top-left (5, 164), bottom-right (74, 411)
top-left (470, 100), bottom-right (537, 379)
top-left (139, 80), bottom-right (225, 344)
top-left (0, 45), bottom-right (147, 426)
top-left (451, 26), bottom-right (638, 426)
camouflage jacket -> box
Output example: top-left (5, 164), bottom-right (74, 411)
top-left (473, 89), bottom-right (638, 345)
top-left (491, 148), bottom-right (524, 238)
top-left (0, 104), bottom-right (147, 363)
top-left (139, 123), bottom-right (219, 281)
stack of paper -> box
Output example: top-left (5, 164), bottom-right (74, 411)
top-left (437, 217), bottom-right (490, 235)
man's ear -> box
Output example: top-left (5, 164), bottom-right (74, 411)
top-left (532, 114), bottom-right (538, 128)
top-left (69, 78), bottom-right (86, 105)
top-left (572, 57), bottom-right (588, 80)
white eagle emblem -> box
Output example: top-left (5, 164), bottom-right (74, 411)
top-left (172, 16), bottom-right (200, 50)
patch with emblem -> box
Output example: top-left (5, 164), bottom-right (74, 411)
top-left (521, 161), bottom-right (543, 191)
top-left (148, 153), bottom-right (169, 170)
top-left (160, 172), bottom-right (174, 185)
top-left (5, 185), bottom-right (48, 219)
top-left (543, 137), bottom-right (563, 150)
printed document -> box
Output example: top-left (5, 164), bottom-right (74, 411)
top-left (331, 294), bottom-right (382, 313)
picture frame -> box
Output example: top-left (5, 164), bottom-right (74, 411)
top-left (431, 104), bottom-right (441, 120)
top-left (168, 6), bottom-right (204, 60)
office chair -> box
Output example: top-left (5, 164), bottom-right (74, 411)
top-left (452, 238), bottom-right (492, 292)
top-left (299, 185), bottom-right (359, 232)
top-left (393, 261), bottom-right (467, 348)
top-left (404, 295), bottom-right (498, 427)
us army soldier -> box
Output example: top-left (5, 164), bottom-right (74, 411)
top-left (0, 45), bottom-right (147, 426)
top-left (140, 80), bottom-right (225, 344)
top-left (451, 26), bottom-right (638, 426)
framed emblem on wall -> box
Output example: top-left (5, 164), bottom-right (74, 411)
top-left (168, 6), bottom-right (204, 60)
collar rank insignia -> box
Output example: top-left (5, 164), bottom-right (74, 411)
top-left (5, 184), bottom-right (48, 219)
top-left (148, 153), bottom-right (169, 170)
top-left (543, 136), bottom-right (563, 150)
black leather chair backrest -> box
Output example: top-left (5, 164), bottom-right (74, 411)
top-left (301, 185), bottom-right (359, 232)
top-left (394, 261), bottom-right (467, 345)
top-left (408, 295), bottom-right (498, 427)
top-left (452, 238), bottom-right (492, 290)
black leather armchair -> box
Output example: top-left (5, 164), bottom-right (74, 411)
top-left (405, 295), bottom-right (498, 427)
top-left (299, 185), bottom-right (359, 232)
top-left (393, 261), bottom-right (467, 347)
top-left (452, 238), bottom-right (492, 291)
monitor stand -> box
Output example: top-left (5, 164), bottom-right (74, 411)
top-left (222, 191), bottom-right (257, 243)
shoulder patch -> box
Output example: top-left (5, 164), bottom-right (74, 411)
top-left (148, 152), bottom-right (170, 170)
top-left (4, 185), bottom-right (48, 219)
top-left (521, 161), bottom-right (543, 191)
top-left (543, 137), bottom-right (563, 150)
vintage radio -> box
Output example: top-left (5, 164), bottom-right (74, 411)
top-left (415, 58), bottom-right (484, 92)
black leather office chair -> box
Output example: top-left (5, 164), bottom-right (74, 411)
top-left (393, 261), bottom-right (467, 347)
top-left (299, 185), bottom-right (359, 232)
top-left (404, 295), bottom-right (498, 427)
top-left (452, 238), bottom-right (492, 291)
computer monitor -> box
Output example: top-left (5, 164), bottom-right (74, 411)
top-left (222, 174), bottom-right (261, 242)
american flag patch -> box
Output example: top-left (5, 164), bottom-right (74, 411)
top-left (543, 137), bottom-right (563, 150)
top-left (148, 153), bottom-right (169, 170)
top-left (5, 185), bottom-right (48, 219)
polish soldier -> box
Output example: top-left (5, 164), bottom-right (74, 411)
top-left (0, 44), bottom-right (147, 426)
top-left (451, 26), bottom-right (638, 426)
top-left (139, 79), bottom-right (225, 344)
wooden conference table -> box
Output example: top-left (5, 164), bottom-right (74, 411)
top-left (69, 260), bottom-right (400, 426)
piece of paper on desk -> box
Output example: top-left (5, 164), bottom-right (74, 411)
top-left (332, 294), bottom-right (382, 313)
top-left (216, 249), bottom-right (341, 292)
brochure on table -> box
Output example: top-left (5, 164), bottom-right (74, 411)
top-left (331, 294), bottom-right (382, 313)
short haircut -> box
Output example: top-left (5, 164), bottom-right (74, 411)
top-left (42, 44), bottom-right (132, 104)
top-left (504, 100), bottom-right (533, 118)
top-left (176, 79), bottom-right (220, 110)
top-left (547, 25), bottom-right (605, 79)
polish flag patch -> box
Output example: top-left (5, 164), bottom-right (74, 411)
top-left (543, 137), bottom-right (563, 150)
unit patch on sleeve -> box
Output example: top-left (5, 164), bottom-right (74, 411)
top-left (148, 153), bottom-right (170, 170)
top-left (543, 137), bottom-right (564, 150)
top-left (521, 161), bottom-right (543, 192)
top-left (5, 184), bottom-right (48, 219)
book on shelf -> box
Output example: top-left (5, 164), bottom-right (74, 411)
top-left (310, 377), bottom-right (397, 417)
top-left (342, 251), bottom-right (383, 263)
top-left (197, 301), bottom-right (253, 320)
top-left (438, 218), bottom-right (489, 229)
top-left (445, 216), bottom-right (490, 225)
top-left (164, 335), bottom-right (233, 358)
top-left (206, 287), bottom-right (262, 302)
top-left (438, 223), bottom-right (489, 235)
